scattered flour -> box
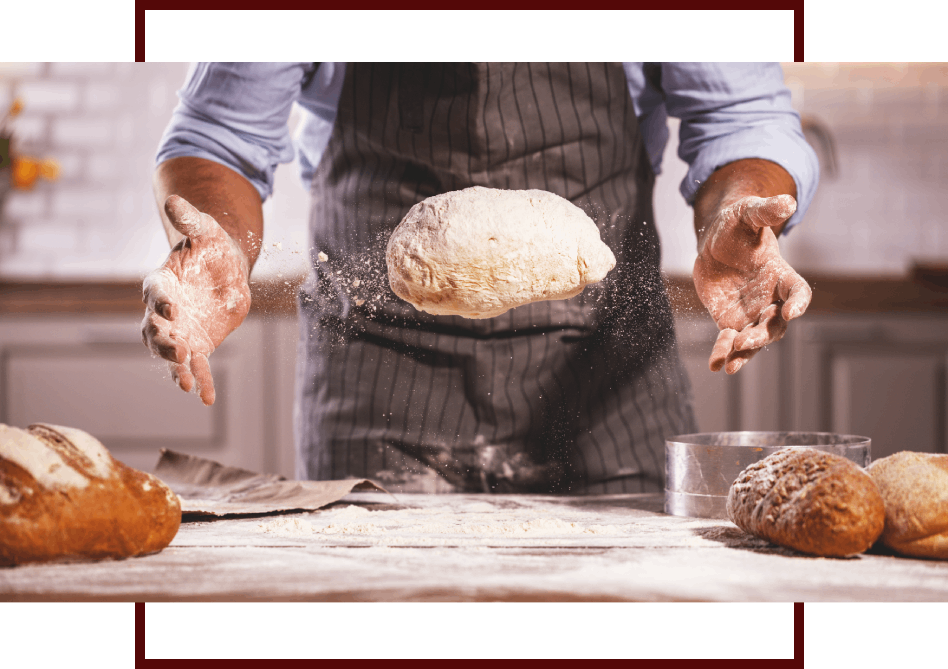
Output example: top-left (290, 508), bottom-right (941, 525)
top-left (252, 502), bottom-right (697, 547)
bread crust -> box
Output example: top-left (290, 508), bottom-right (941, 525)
top-left (867, 451), bottom-right (948, 559)
top-left (726, 447), bottom-right (885, 557)
top-left (0, 423), bottom-right (181, 566)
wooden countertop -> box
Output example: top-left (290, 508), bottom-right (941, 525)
top-left (0, 278), bottom-right (301, 316)
top-left (2, 274), bottom-right (947, 316)
top-left (1, 493), bottom-right (946, 602)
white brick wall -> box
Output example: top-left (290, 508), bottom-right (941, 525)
top-left (86, 153), bottom-right (121, 183)
top-left (0, 61), bottom-right (311, 280)
top-left (51, 119), bottom-right (117, 147)
top-left (17, 221), bottom-right (83, 254)
top-left (8, 116), bottom-right (47, 145)
top-left (0, 63), bottom-right (44, 77)
top-left (14, 81), bottom-right (80, 113)
top-left (52, 188), bottom-right (116, 219)
top-left (778, 63), bottom-right (948, 275)
top-left (84, 82), bottom-right (121, 111)
top-left (3, 62), bottom-right (947, 281)
top-left (656, 62), bottom-right (948, 276)
top-left (49, 63), bottom-right (115, 77)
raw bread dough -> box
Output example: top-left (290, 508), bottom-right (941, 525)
top-left (386, 186), bottom-right (616, 319)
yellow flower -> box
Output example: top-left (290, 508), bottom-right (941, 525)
top-left (39, 158), bottom-right (59, 180)
top-left (12, 156), bottom-right (40, 190)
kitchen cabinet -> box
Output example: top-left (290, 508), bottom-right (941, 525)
top-left (0, 314), bottom-right (299, 477)
top-left (674, 314), bottom-right (785, 434)
top-left (790, 314), bottom-right (948, 459)
top-left (2, 308), bottom-right (946, 481)
top-left (678, 312), bottom-right (948, 459)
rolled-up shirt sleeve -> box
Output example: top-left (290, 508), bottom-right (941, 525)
top-left (155, 62), bottom-right (316, 202)
top-left (662, 63), bottom-right (819, 233)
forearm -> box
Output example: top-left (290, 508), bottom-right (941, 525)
top-left (153, 156), bottom-right (264, 272)
top-left (692, 158), bottom-right (797, 248)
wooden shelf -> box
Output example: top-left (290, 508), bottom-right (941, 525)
top-left (2, 274), bottom-right (947, 316)
top-left (0, 278), bottom-right (303, 316)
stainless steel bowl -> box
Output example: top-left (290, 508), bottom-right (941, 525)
top-left (664, 431), bottom-right (872, 519)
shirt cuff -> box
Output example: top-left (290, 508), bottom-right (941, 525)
top-left (680, 126), bottom-right (820, 233)
top-left (155, 106), bottom-right (296, 203)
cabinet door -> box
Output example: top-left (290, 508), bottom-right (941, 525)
top-left (829, 346), bottom-right (945, 459)
top-left (793, 316), bottom-right (948, 459)
top-left (675, 317), bottom-right (731, 433)
top-left (259, 316), bottom-right (300, 479)
top-left (0, 315), bottom-right (266, 474)
top-left (674, 315), bottom-right (786, 433)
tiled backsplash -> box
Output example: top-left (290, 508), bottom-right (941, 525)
top-left (1, 62), bottom-right (947, 280)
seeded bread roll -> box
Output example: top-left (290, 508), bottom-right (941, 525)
top-left (726, 447), bottom-right (885, 557)
top-left (867, 451), bottom-right (948, 559)
top-left (0, 423), bottom-right (181, 566)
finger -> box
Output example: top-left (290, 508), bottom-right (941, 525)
top-left (733, 305), bottom-right (788, 351)
top-left (164, 194), bottom-right (213, 240)
top-left (142, 270), bottom-right (178, 321)
top-left (725, 347), bottom-right (760, 375)
top-left (190, 353), bottom-right (216, 406)
top-left (739, 194), bottom-right (797, 231)
top-left (170, 360), bottom-right (194, 393)
top-left (141, 313), bottom-right (188, 363)
top-left (779, 276), bottom-right (812, 321)
top-left (709, 328), bottom-right (738, 372)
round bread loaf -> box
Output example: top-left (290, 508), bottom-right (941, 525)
top-left (867, 451), bottom-right (948, 559)
top-left (0, 423), bottom-right (181, 566)
top-left (726, 447), bottom-right (885, 557)
top-left (386, 186), bottom-right (616, 319)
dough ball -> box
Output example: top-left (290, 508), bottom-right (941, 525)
top-left (386, 186), bottom-right (616, 319)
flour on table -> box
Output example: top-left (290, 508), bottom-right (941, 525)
top-left (253, 502), bottom-right (689, 547)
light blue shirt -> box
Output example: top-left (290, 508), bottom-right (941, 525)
top-left (156, 62), bottom-right (818, 232)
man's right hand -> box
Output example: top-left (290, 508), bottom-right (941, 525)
top-left (141, 195), bottom-right (252, 406)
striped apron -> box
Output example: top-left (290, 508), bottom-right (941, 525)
top-left (295, 63), bottom-right (697, 493)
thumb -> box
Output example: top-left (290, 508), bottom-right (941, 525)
top-left (739, 194), bottom-right (797, 231)
top-left (165, 195), bottom-right (214, 240)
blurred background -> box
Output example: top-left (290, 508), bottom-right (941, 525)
top-left (0, 62), bottom-right (307, 280)
top-left (1, 62), bottom-right (946, 479)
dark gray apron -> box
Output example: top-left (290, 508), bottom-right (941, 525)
top-left (295, 63), bottom-right (697, 493)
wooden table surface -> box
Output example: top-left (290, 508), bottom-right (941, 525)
top-left (2, 493), bottom-right (947, 602)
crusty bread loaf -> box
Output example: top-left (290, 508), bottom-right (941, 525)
top-left (867, 451), bottom-right (948, 559)
top-left (726, 447), bottom-right (885, 557)
top-left (0, 423), bottom-right (180, 566)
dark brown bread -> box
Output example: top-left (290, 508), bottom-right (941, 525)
top-left (0, 423), bottom-right (181, 566)
top-left (867, 451), bottom-right (948, 559)
top-left (726, 447), bottom-right (885, 557)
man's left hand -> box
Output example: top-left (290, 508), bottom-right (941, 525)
top-left (692, 193), bottom-right (812, 374)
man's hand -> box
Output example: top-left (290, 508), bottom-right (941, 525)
top-left (141, 195), bottom-right (252, 405)
top-left (693, 193), bottom-right (812, 374)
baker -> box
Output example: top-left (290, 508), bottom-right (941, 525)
top-left (143, 63), bottom-right (818, 494)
